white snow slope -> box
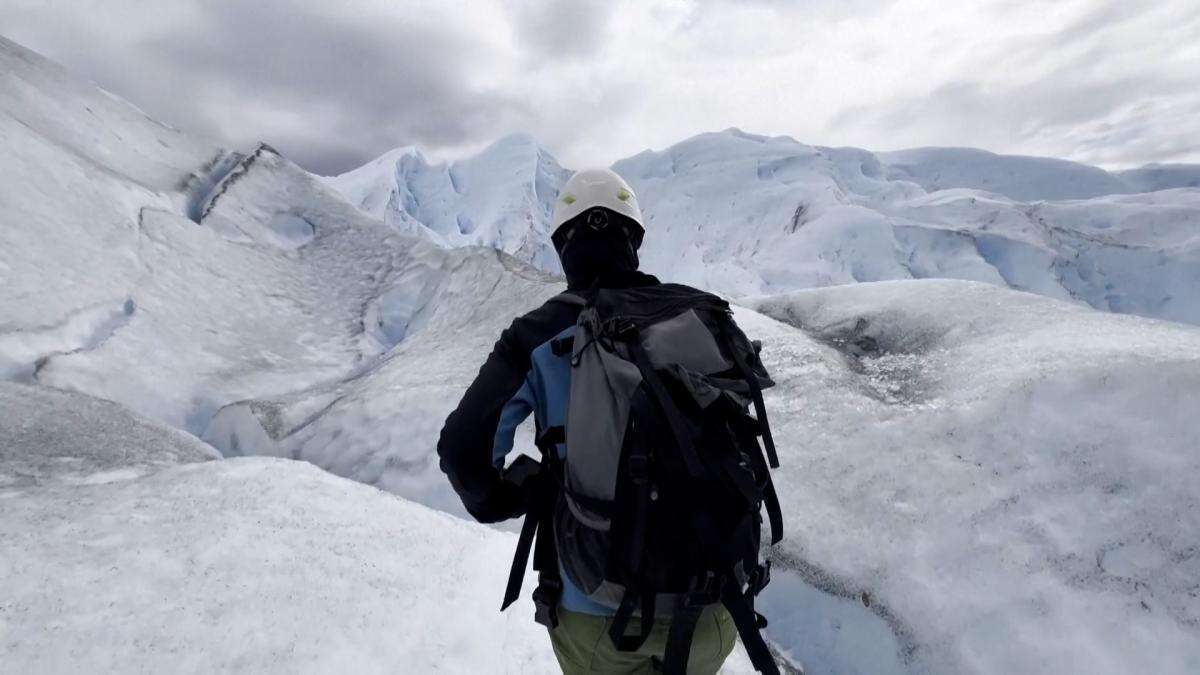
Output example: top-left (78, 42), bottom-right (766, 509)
top-left (0, 381), bottom-right (219, 488)
top-left (0, 34), bottom-right (509, 438)
top-left (3, 384), bottom-right (766, 673)
top-left (2, 457), bottom-right (557, 673)
top-left (334, 130), bottom-right (1200, 327)
top-left (210, 274), bottom-right (1200, 674)
top-left (4, 34), bottom-right (1200, 675)
top-left (743, 281), bottom-right (1200, 674)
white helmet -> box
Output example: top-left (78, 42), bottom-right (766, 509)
top-left (551, 168), bottom-right (643, 235)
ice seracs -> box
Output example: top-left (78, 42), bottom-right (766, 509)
top-left (334, 127), bottom-right (1200, 326)
top-left (327, 133), bottom-right (571, 272)
top-left (618, 130), bottom-right (1200, 325)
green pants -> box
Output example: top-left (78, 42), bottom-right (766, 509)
top-left (548, 605), bottom-right (737, 674)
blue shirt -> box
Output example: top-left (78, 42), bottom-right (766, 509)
top-left (491, 326), bottom-right (614, 616)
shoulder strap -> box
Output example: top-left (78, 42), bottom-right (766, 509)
top-left (500, 439), bottom-right (564, 627)
top-left (625, 332), bottom-right (705, 476)
top-left (547, 291), bottom-right (587, 307)
top-left (719, 318), bottom-right (780, 469)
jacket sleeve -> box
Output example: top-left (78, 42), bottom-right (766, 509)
top-left (492, 378), bottom-right (535, 469)
top-left (436, 299), bottom-right (576, 522)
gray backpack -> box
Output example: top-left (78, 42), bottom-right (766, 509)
top-left (503, 283), bottom-right (783, 675)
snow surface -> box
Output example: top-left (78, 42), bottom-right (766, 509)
top-left (201, 245), bottom-right (561, 512)
top-left (0, 34), bottom-right (220, 335)
top-left (215, 273), bottom-right (1200, 673)
top-left (0, 36), bottom-right (467, 436)
top-left (743, 280), bottom-right (1200, 673)
top-left (0, 385), bottom-right (758, 673)
top-left (0, 381), bottom-right (218, 488)
top-left (29, 150), bottom-right (441, 433)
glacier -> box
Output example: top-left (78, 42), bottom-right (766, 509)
top-left (3, 33), bottom-right (1200, 675)
top-left (331, 129), bottom-right (1200, 327)
top-left (326, 133), bottom-right (571, 274)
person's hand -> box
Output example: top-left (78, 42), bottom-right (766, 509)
top-left (465, 475), bottom-right (526, 523)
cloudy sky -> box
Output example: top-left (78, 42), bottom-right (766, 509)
top-left (3, 0), bottom-right (1198, 174)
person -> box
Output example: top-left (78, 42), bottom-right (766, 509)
top-left (437, 169), bottom-right (743, 674)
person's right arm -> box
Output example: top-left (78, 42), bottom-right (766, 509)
top-left (436, 299), bottom-right (577, 523)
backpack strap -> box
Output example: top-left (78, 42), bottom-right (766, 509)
top-left (661, 574), bottom-right (722, 673)
top-left (621, 326), bottom-right (705, 476)
top-left (719, 573), bottom-right (780, 675)
top-left (718, 319), bottom-right (783, 544)
top-left (719, 319), bottom-right (780, 469)
top-left (608, 415), bottom-right (658, 652)
top-left (731, 406), bottom-right (784, 545)
top-left (659, 508), bottom-right (780, 675)
top-left (607, 588), bottom-right (657, 652)
top-left (760, 468), bottom-right (785, 546)
top-left (500, 497), bottom-right (539, 611)
top-left (547, 291), bottom-right (587, 307)
top-left (661, 570), bottom-right (778, 675)
top-left (659, 570), bottom-right (779, 674)
top-left (500, 435), bottom-right (564, 628)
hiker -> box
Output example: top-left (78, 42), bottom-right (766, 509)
top-left (438, 169), bottom-right (783, 674)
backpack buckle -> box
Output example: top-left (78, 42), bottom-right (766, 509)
top-left (627, 453), bottom-right (650, 484)
top-left (613, 318), bottom-right (639, 341)
top-left (747, 560), bottom-right (771, 596)
top-left (532, 576), bottom-right (562, 629)
top-left (550, 336), bottom-right (575, 356)
top-left (682, 572), bottom-right (725, 607)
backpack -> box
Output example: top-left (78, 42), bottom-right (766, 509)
top-left (501, 284), bottom-right (784, 675)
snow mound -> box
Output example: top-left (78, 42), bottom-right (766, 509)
top-left (0, 381), bottom-right (218, 488)
top-left (1, 41), bottom-right (470, 437)
top-left (328, 133), bottom-right (570, 272)
top-left (879, 147), bottom-right (1131, 201)
top-left (0, 315), bottom-right (758, 673)
top-left (741, 279), bottom-right (1200, 673)
top-left (29, 148), bottom-right (443, 433)
top-left (878, 148), bottom-right (1200, 200)
top-left (201, 246), bottom-right (562, 513)
top-left (1116, 164), bottom-right (1200, 193)
top-left (208, 261), bottom-right (1200, 672)
top-left (0, 457), bottom-right (555, 673)
top-left (615, 130), bottom-right (1200, 325)
top-left (0, 454), bottom-right (757, 672)
top-left (0, 35), bottom-right (223, 335)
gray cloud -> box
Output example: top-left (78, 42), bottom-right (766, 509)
top-left (512, 0), bottom-right (615, 61)
top-left (1, 0), bottom-right (1197, 174)
top-left (837, 70), bottom-right (1166, 139)
top-left (149, 1), bottom-right (537, 173)
top-left (1052, 0), bottom-right (1146, 46)
top-left (830, 1), bottom-right (1200, 167)
top-left (1, 0), bottom-right (539, 174)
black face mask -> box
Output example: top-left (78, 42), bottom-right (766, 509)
top-left (552, 208), bottom-right (644, 289)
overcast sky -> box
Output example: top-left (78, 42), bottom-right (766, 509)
top-left (3, 0), bottom-right (1198, 175)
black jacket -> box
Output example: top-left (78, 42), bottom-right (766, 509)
top-left (437, 269), bottom-right (660, 522)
